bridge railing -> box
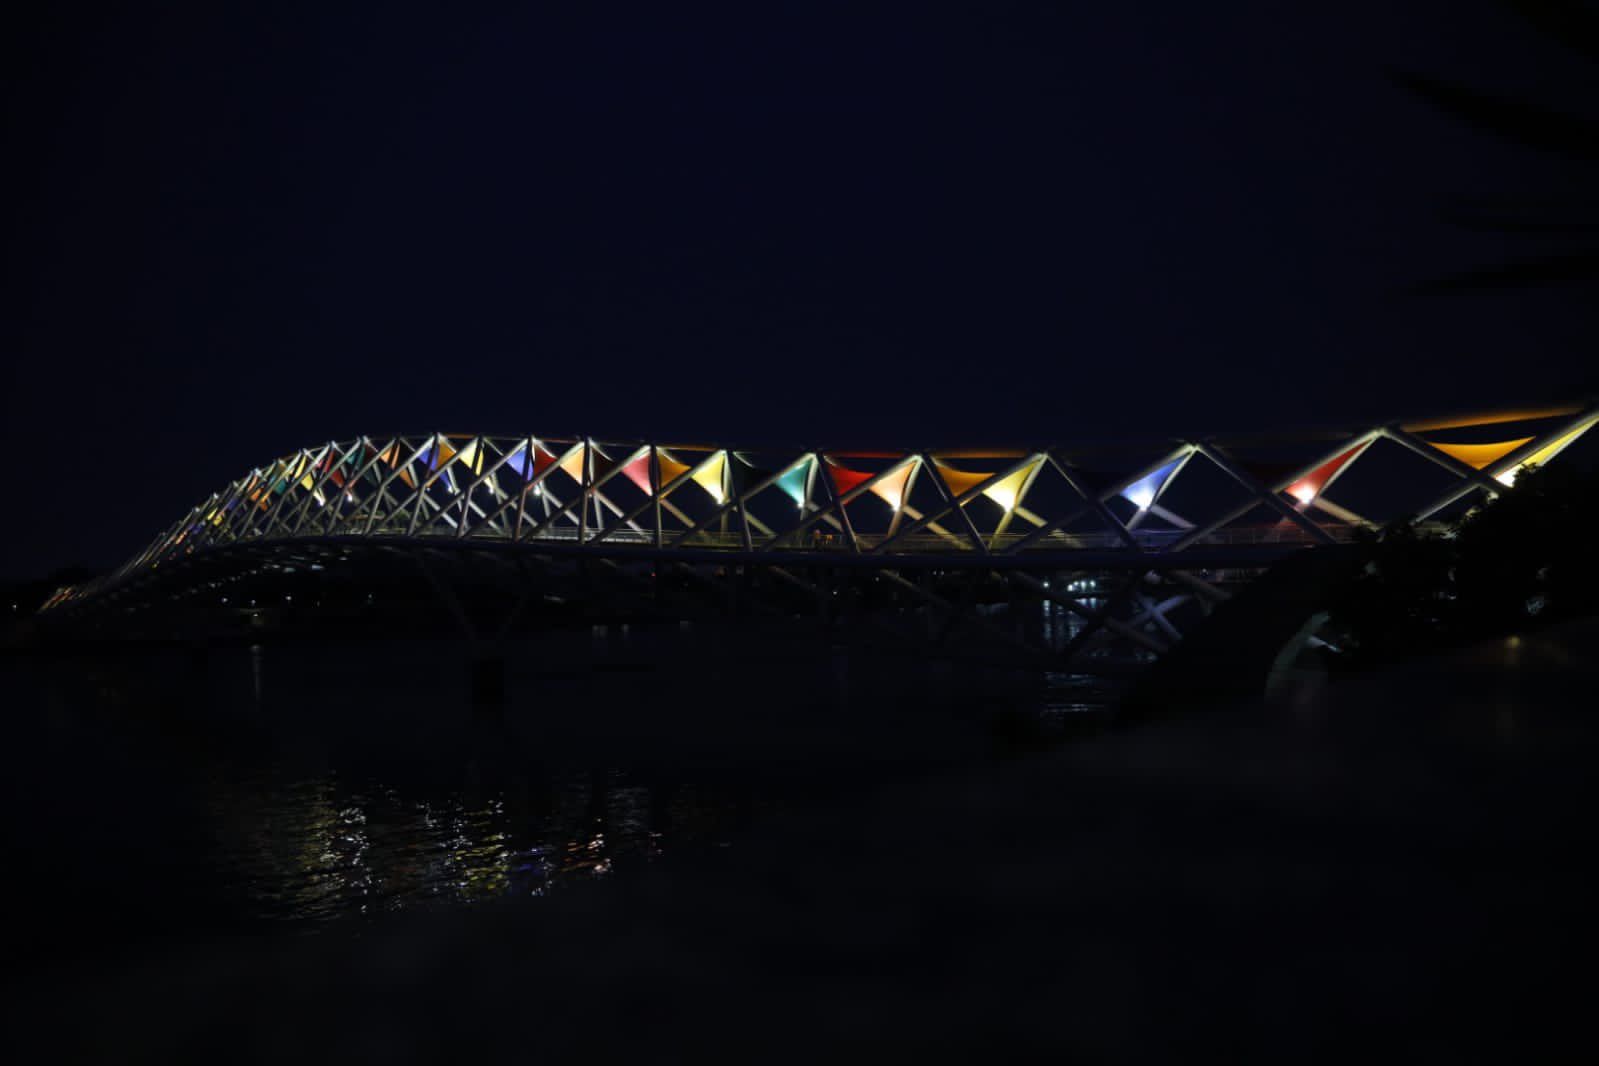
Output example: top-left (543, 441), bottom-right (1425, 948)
top-left (374, 519), bottom-right (1423, 554)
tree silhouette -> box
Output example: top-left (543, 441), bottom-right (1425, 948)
top-left (1326, 461), bottom-right (1599, 665)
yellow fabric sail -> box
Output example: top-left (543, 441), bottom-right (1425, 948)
top-left (981, 459), bottom-right (1039, 513)
top-left (1429, 437), bottom-right (1532, 470)
top-left (690, 451), bottom-right (728, 504)
top-left (1520, 422), bottom-right (1592, 468)
top-left (1496, 422), bottom-right (1594, 486)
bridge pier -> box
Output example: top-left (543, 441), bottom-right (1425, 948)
top-left (470, 652), bottom-right (506, 711)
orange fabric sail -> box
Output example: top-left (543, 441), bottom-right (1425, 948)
top-left (934, 460), bottom-right (990, 498)
top-left (1428, 437), bottom-right (1532, 470)
top-left (657, 452), bottom-right (692, 485)
top-left (557, 444), bottom-right (587, 482)
top-left (1402, 406), bottom-right (1581, 433)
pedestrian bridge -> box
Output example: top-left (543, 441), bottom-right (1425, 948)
top-left (41, 402), bottom-right (1596, 669)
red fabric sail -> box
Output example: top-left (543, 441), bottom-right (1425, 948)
top-left (621, 453), bottom-right (653, 494)
top-left (828, 464), bottom-right (874, 497)
top-left (1285, 441), bottom-right (1369, 502)
top-left (533, 444), bottom-right (559, 476)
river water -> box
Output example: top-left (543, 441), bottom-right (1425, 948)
top-left (6, 617), bottom-right (1112, 954)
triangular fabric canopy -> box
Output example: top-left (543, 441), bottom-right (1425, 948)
top-left (1120, 458), bottom-right (1182, 510)
top-left (731, 455), bottom-right (772, 495)
top-left (690, 452), bottom-right (728, 503)
top-left (828, 462), bottom-right (874, 498)
top-left (621, 452), bottom-right (653, 495)
top-left (775, 457), bottom-right (813, 507)
top-left (557, 443), bottom-right (587, 482)
top-left (1284, 440), bottom-right (1370, 504)
top-left (504, 443), bottom-right (532, 478)
top-left (1525, 422), bottom-right (1591, 465)
top-left (589, 449), bottom-right (621, 483)
top-left (934, 460), bottom-right (991, 499)
top-left (456, 440), bottom-right (483, 476)
top-left (421, 438), bottom-right (457, 472)
top-left (1426, 436), bottom-right (1532, 470)
top-left (1496, 422), bottom-right (1594, 485)
top-left (981, 459), bottom-right (1040, 512)
top-left (386, 448), bottom-right (416, 490)
top-left (657, 452), bottom-right (693, 486)
top-left (533, 442), bottom-right (560, 477)
top-left (870, 462), bottom-right (915, 511)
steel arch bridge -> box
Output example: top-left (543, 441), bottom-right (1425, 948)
top-left (42, 402), bottom-right (1597, 669)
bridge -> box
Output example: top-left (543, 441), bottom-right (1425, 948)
top-left (41, 402), bottom-right (1597, 671)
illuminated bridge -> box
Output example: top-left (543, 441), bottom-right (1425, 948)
top-left (42, 402), bottom-right (1597, 670)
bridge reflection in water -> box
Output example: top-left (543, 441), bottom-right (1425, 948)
top-left (42, 402), bottom-right (1597, 673)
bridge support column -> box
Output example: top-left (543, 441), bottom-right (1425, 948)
top-left (470, 651), bottom-right (506, 712)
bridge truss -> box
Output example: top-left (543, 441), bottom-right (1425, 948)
top-left (43, 402), bottom-right (1597, 670)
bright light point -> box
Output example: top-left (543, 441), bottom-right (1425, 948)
top-left (978, 462), bottom-right (1034, 513)
top-left (1495, 467), bottom-right (1520, 487)
top-left (1288, 483), bottom-right (1316, 505)
top-left (1120, 458), bottom-right (1180, 513)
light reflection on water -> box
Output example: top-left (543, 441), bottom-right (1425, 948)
top-left (202, 763), bottom-right (753, 925)
top-left (17, 620), bottom-right (1117, 931)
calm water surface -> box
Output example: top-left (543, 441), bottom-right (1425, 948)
top-left (10, 619), bottom-right (1113, 940)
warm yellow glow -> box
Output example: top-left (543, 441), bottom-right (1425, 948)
top-left (1492, 422), bottom-right (1592, 487)
top-left (869, 462), bottom-right (915, 511)
top-left (981, 461), bottom-right (1038, 513)
top-left (1430, 437), bottom-right (1533, 470)
top-left (1402, 405), bottom-right (1582, 433)
top-left (691, 451), bottom-right (728, 504)
top-left (933, 460), bottom-right (991, 498)
top-left (558, 444), bottom-right (587, 482)
top-left (657, 451), bottom-right (692, 486)
top-left (1520, 422), bottom-right (1592, 469)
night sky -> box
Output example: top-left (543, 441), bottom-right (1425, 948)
top-left (4, 2), bottom-right (1594, 573)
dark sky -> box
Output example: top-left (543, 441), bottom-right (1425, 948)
top-left (3, 2), bottom-right (1594, 572)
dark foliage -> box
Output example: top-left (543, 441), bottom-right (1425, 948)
top-left (1394, 0), bottom-right (1599, 289)
top-left (1326, 462), bottom-right (1599, 664)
